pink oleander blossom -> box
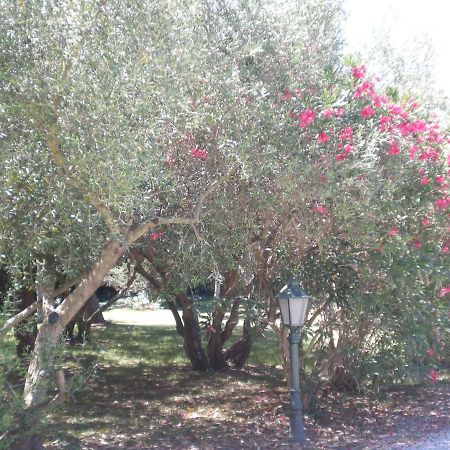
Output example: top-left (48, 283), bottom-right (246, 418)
top-left (372, 94), bottom-right (388, 108)
top-left (379, 115), bottom-right (392, 132)
top-left (352, 65), bottom-right (366, 79)
top-left (388, 104), bottom-right (403, 115)
top-left (344, 144), bottom-right (353, 154)
top-left (354, 81), bottom-right (375, 99)
top-left (312, 204), bottom-right (328, 215)
top-left (421, 218), bottom-right (431, 227)
top-left (438, 286), bottom-right (450, 297)
top-left (319, 173), bottom-right (327, 184)
top-left (299, 109), bottom-right (316, 128)
top-left (436, 196), bottom-right (450, 208)
top-left (421, 177), bottom-right (430, 186)
top-left (398, 122), bottom-right (411, 136)
top-left (317, 131), bottom-right (329, 143)
top-left (280, 90), bottom-right (293, 101)
top-left (361, 105), bottom-right (375, 118)
top-left (419, 148), bottom-right (439, 161)
top-left (429, 368), bottom-right (438, 383)
top-left (321, 108), bottom-right (334, 118)
top-left (339, 126), bottom-right (353, 141)
top-left (387, 142), bottom-right (400, 156)
top-left (409, 145), bottom-right (419, 159)
top-left (410, 119), bottom-right (427, 133)
top-left (411, 238), bottom-right (422, 249)
top-left (387, 227), bottom-right (399, 237)
top-left (336, 153), bottom-right (346, 161)
top-left (427, 130), bottom-right (445, 143)
top-left (150, 231), bottom-right (163, 241)
top-left (426, 348), bottom-right (434, 357)
top-left (191, 146), bottom-right (207, 159)
top-left (166, 153), bottom-right (175, 165)
top-left (435, 175), bottom-right (445, 184)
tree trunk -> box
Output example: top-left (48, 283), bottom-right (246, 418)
top-left (207, 329), bottom-right (226, 370)
top-left (224, 319), bottom-right (253, 369)
top-left (175, 294), bottom-right (209, 371)
top-left (24, 240), bottom-right (125, 407)
top-left (206, 270), bottom-right (239, 370)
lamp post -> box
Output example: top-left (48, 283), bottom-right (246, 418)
top-left (277, 278), bottom-right (310, 446)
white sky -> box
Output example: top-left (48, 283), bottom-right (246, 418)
top-left (343, 0), bottom-right (450, 96)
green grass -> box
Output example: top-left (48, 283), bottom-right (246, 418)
top-left (46, 322), bottom-right (289, 449)
top-left (26, 316), bottom-right (450, 449)
top-left (67, 321), bottom-right (282, 370)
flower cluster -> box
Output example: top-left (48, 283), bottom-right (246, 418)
top-left (191, 146), bottom-right (207, 159)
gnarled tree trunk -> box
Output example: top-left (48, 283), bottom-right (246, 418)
top-left (24, 240), bottom-right (125, 407)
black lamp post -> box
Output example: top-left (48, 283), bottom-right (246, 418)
top-left (277, 278), bottom-right (310, 445)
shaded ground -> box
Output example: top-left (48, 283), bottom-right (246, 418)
top-left (44, 321), bottom-right (449, 449)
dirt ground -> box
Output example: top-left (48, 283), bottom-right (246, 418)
top-left (43, 317), bottom-right (449, 449)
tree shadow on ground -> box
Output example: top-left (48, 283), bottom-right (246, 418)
top-left (45, 323), bottom-right (450, 449)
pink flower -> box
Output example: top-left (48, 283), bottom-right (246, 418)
top-left (372, 94), bottom-right (387, 108)
top-left (410, 119), bottom-right (427, 133)
top-left (442, 243), bottom-right (449, 254)
top-left (319, 173), bottom-right (327, 184)
top-left (321, 108), bottom-right (334, 119)
top-left (419, 148), bottom-right (439, 161)
top-left (426, 348), bottom-right (434, 357)
top-left (387, 142), bottom-right (400, 156)
top-left (352, 65), bottom-right (366, 79)
top-left (411, 238), bottom-right (422, 249)
top-left (379, 115), bottom-right (392, 132)
top-left (336, 153), bottom-right (346, 161)
top-left (339, 127), bottom-right (353, 141)
top-left (280, 89), bottom-right (293, 101)
top-left (435, 175), bottom-right (445, 185)
top-left (387, 227), bottom-right (399, 237)
top-left (344, 144), bottom-right (353, 154)
top-left (427, 130), bottom-right (444, 143)
top-left (317, 131), bottom-right (329, 144)
top-left (435, 196), bottom-right (450, 209)
top-left (166, 153), bottom-right (175, 165)
top-left (409, 145), bottom-right (419, 159)
top-left (354, 81), bottom-right (375, 99)
top-left (438, 286), bottom-right (450, 297)
top-left (312, 204), bottom-right (328, 215)
top-left (421, 177), bottom-right (430, 186)
top-left (299, 109), bottom-right (316, 128)
top-left (388, 104), bottom-right (403, 115)
top-left (191, 146), bottom-right (207, 159)
top-left (150, 231), bottom-right (163, 241)
top-left (421, 218), bottom-right (431, 227)
top-left (361, 105), bottom-right (375, 118)
top-left (418, 168), bottom-right (426, 176)
top-left (429, 368), bottom-right (438, 383)
top-left (398, 122), bottom-right (411, 136)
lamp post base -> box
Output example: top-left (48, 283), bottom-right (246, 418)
top-left (288, 327), bottom-right (306, 445)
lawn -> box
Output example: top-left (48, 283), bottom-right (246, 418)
top-left (43, 313), bottom-right (450, 449)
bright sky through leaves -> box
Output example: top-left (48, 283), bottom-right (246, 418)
top-left (343, 0), bottom-right (450, 96)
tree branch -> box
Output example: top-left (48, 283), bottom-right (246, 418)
top-left (85, 270), bottom-right (137, 324)
top-left (127, 170), bottom-right (235, 243)
top-left (193, 170), bottom-right (235, 222)
top-left (0, 302), bottom-right (39, 338)
top-left (45, 129), bottom-right (121, 235)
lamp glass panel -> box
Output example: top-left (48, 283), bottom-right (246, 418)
top-left (278, 297), bottom-right (291, 326)
top-left (288, 297), bottom-right (309, 326)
